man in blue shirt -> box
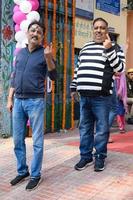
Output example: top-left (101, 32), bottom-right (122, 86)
top-left (7, 21), bottom-right (56, 191)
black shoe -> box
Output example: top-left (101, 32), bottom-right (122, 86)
top-left (10, 172), bottom-right (30, 186)
top-left (26, 177), bottom-right (42, 191)
top-left (127, 117), bottom-right (133, 124)
top-left (2, 134), bottom-right (8, 138)
top-left (74, 158), bottom-right (93, 171)
top-left (94, 158), bottom-right (105, 172)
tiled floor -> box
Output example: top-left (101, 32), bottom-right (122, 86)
top-left (0, 126), bottom-right (133, 200)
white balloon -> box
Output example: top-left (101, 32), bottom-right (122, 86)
top-left (22, 38), bottom-right (28, 45)
top-left (16, 42), bottom-right (23, 48)
top-left (13, 0), bottom-right (27, 5)
top-left (27, 11), bottom-right (40, 22)
top-left (16, 39), bottom-right (27, 48)
top-left (21, 42), bottom-right (27, 48)
top-left (19, 1), bottom-right (32, 13)
top-left (20, 20), bottom-right (30, 32)
top-left (15, 31), bottom-right (27, 42)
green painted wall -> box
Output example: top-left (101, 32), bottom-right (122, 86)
top-left (0, 0), bottom-right (14, 137)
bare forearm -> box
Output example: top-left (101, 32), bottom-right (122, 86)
top-left (7, 88), bottom-right (15, 112)
top-left (46, 57), bottom-right (56, 71)
top-left (8, 88), bottom-right (15, 100)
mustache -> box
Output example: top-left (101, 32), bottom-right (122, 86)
top-left (32, 36), bottom-right (38, 40)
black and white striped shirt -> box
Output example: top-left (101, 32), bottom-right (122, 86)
top-left (70, 41), bottom-right (125, 96)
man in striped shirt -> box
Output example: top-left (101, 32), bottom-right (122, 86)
top-left (70, 17), bottom-right (125, 172)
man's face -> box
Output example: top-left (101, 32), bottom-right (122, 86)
top-left (93, 20), bottom-right (108, 43)
top-left (27, 24), bottom-right (43, 46)
top-left (128, 72), bottom-right (133, 81)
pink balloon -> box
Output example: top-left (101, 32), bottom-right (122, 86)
top-left (14, 48), bottom-right (21, 56)
top-left (13, 5), bottom-right (20, 13)
top-left (15, 24), bottom-right (20, 32)
top-left (13, 11), bottom-right (26, 24)
top-left (28, 0), bottom-right (39, 11)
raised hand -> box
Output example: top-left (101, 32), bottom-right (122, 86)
top-left (103, 34), bottom-right (112, 49)
top-left (44, 43), bottom-right (56, 71)
top-left (44, 43), bottom-right (53, 60)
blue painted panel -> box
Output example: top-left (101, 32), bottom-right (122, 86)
top-left (96, 0), bottom-right (120, 16)
top-left (76, 8), bottom-right (93, 19)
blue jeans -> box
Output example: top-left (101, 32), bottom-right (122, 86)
top-left (12, 98), bottom-right (45, 178)
top-left (79, 96), bottom-right (111, 160)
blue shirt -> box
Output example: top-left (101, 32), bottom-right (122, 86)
top-left (11, 46), bottom-right (57, 98)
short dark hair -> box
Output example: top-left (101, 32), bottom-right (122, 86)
top-left (27, 21), bottom-right (45, 33)
top-left (93, 17), bottom-right (108, 27)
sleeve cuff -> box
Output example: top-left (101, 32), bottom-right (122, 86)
top-left (105, 45), bottom-right (116, 53)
